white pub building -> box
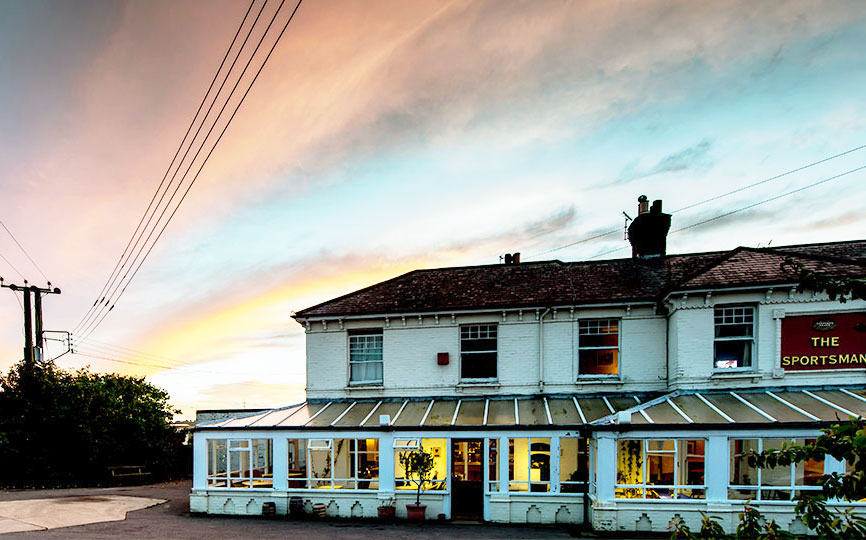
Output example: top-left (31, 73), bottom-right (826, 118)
top-left (191, 197), bottom-right (866, 534)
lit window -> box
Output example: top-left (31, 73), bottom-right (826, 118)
top-left (207, 438), bottom-right (273, 489)
top-left (460, 325), bottom-right (497, 380)
top-left (729, 439), bottom-right (822, 501)
top-left (714, 306), bottom-right (754, 369)
top-left (560, 438), bottom-right (589, 493)
top-left (509, 438), bottom-right (550, 492)
top-left (615, 439), bottom-right (705, 499)
top-left (349, 330), bottom-right (383, 384)
top-left (578, 319), bottom-right (619, 376)
top-left (288, 438), bottom-right (380, 490)
top-left (395, 438), bottom-right (447, 491)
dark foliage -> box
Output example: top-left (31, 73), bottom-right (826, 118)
top-left (0, 360), bottom-right (185, 488)
top-left (781, 258), bottom-right (866, 303)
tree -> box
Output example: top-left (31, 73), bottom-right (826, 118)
top-left (0, 359), bottom-right (185, 488)
top-left (398, 446), bottom-right (436, 506)
top-left (668, 419), bottom-right (866, 540)
top-left (780, 258), bottom-right (866, 303)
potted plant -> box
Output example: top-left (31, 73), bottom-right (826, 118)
top-left (377, 496), bottom-right (396, 520)
top-left (399, 446), bottom-right (436, 521)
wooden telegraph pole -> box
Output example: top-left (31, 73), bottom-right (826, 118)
top-left (1, 278), bottom-right (61, 366)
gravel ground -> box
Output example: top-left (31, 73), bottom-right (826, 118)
top-left (0, 480), bottom-right (600, 539)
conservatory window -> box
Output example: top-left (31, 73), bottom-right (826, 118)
top-left (395, 438), bottom-right (447, 490)
top-left (509, 438), bottom-right (550, 492)
top-left (578, 319), bottom-right (619, 376)
top-left (729, 439), bottom-right (823, 501)
top-left (560, 438), bottom-right (589, 493)
top-left (714, 306), bottom-right (755, 369)
top-left (287, 439), bottom-right (307, 488)
top-left (207, 438), bottom-right (273, 489)
top-left (487, 439), bottom-right (499, 492)
top-left (615, 439), bottom-right (705, 499)
top-left (287, 438), bottom-right (379, 490)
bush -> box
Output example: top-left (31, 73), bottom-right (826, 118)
top-left (0, 360), bottom-right (185, 488)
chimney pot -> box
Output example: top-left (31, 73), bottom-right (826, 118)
top-left (651, 199), bottom-right (662, 214)
top-left (637, 195), bottom-right (649, 215)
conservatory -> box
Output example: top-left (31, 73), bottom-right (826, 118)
top-left (191, 386), bottom-right (866, 530)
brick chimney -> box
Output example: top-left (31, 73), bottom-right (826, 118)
top-left (627, 195), bottom-right (671, 258)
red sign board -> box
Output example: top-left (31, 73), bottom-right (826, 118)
top-left (781, 312), bottom-right (866, 370)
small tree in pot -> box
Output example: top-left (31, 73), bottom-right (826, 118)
top-left (399, 446), bottom-right (436, 521)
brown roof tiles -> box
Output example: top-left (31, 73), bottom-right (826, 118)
top-left (294, 240), bottom-right (866, 318)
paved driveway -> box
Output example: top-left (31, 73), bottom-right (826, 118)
top-left (0, 495), bottom-right (165, 534)
top-left (0, 481), bottom-right (593, 539)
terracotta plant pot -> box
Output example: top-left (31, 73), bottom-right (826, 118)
top-left (406, 503), bottom-right (427, 521)
top-left (377, 505), bottom-right (396, 519)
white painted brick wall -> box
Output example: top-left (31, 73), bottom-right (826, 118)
top-left (303, 293), bottom-right (866, 399)
top-left (668, 292), bottom-right (866, 391)
top-left (304, 307), bottom-right (670, 398)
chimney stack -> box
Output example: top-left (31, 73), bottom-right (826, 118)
top-left (627, 195), bottom-right (671, 259)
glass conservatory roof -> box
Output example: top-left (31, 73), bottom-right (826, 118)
top-left (197, 387), bottom-right (866, 430)
top-left (615, 387), bottom-right (866, 426)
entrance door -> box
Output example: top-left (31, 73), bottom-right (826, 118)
top-left (451, 439), bottom-right (483, 519)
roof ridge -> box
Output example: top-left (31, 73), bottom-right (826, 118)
top-left (755, 246), bottom-right (866, 268)
top-left (293, 268), bottom-right (422, 318)
top-left (667, 246), bottom-right (744, 291)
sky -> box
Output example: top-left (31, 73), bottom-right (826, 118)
top-left (0, 0), bottom-right (865, 418)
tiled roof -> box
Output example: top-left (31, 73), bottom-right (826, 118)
top-left (676, 247), bottom-right (866, 290)
top-left (294, 240), bottom-right (866, 318)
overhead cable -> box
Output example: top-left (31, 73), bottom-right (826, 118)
top-left (73, 0), bottom-right (261, 335)
top-left (0, 219), bottom-right (50, 283)
top-left (75, 0), bottom-right (304, 341)
top-left (583, 164), bottom-right (866, 261)
top-left (523, 143), bottom-right (866, 260)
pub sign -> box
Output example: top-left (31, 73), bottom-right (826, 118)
top-left (781, 312), bottom-right (866, 370)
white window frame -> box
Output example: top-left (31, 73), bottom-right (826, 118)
top-left (207, 438), bottom-right (273, 489)
top-left (577, 318), bottom-right (620, 378)
top-left (728, 438), bottom-right (824, 501)
top-left (559, 437), bottom-right (589, 493)
top-left (459, 324), bottom-right (498, 382)
top-left (290, 437), bottom-right (380, 491)
top-left (508, 437), bottom-right (551, 493)
top-left (394, 439), bottom-right (448, 491)
top-left (348, 331), bottom-right (384, 386)
top-left (615, 439), bottom-right (706, 500)
top-left (713, 306), bottom-right (756, 371)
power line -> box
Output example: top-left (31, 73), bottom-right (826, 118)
top-left (73, 0), bottom-right (261, 335)
top-left (67, 350), bottom-right (282, 386)
top-left (75, 336), bottom-right (192, 367)
top-left (669, 164), bottom-right (866, 235)
top-left (669, 143), bottom-right (866, 214)
top-left (0, 219), bottom-right (50, 284)
top-left (523, 143), bottom-right (866, 260)
top-left (76, 0), bottom-right (304, 342)
top-left (583, 163), bottom-right (866, 261)
top-left (0, 251), bottom-right (26, 281)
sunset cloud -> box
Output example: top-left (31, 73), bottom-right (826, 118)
top-left (1, 1), bottom-right (865, 415)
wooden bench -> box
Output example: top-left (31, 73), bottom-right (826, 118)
top-left (108, 465), bottom-right (151, 484)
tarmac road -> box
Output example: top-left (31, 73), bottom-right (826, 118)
top-left (0, 480), bottom-right (597, 539)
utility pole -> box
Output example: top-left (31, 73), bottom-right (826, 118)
top-left (1, 278), bottom-right (61, 367)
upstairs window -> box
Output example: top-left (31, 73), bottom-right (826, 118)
top-left (460, 324), bottom-right (498, 380)
top-left (578, 319), bottom-right (619, 376)
top-left (349, 330), bottom-right (383, 385)
top-left (714, 306), bottom-right (754, 369)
